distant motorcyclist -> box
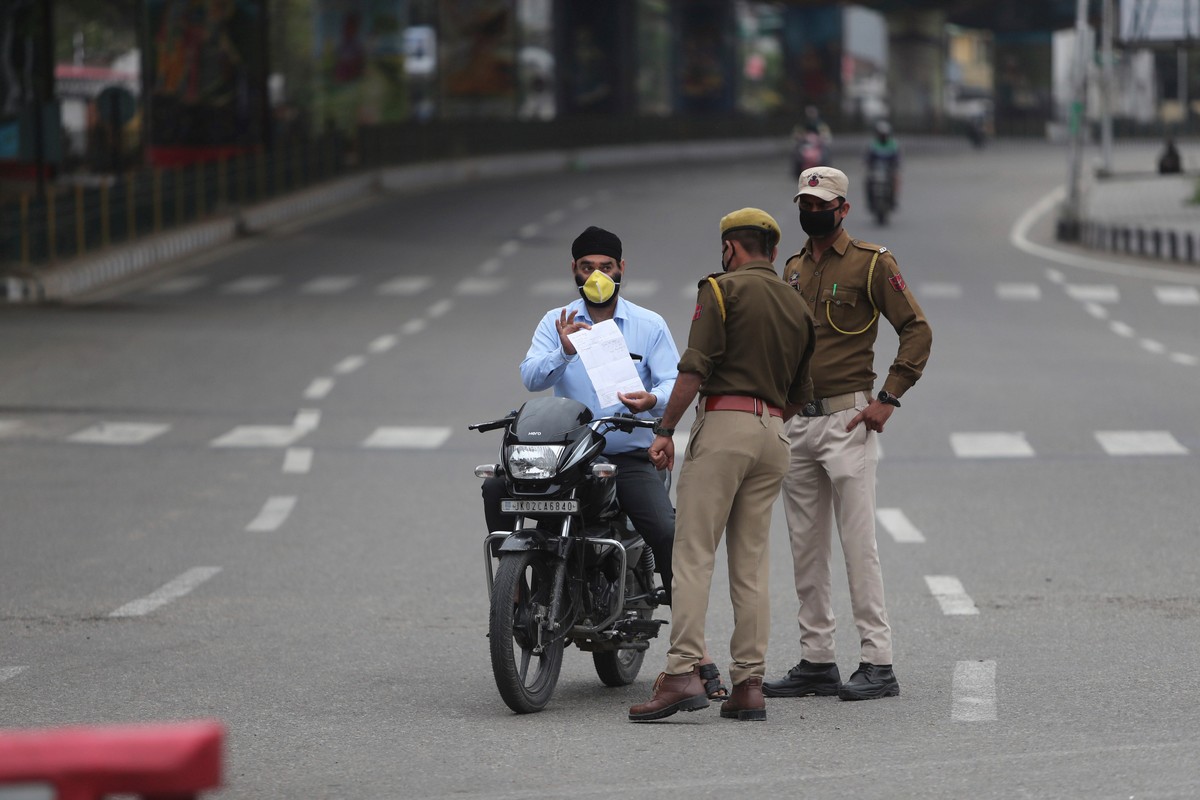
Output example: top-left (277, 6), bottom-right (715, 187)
top-left (792, 105), bottom-right (833, 177)
top-left (865, 120), bottom-right (901, 208)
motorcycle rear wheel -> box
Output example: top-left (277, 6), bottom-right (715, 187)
top-left (489, 551), bottom-right (565, 713)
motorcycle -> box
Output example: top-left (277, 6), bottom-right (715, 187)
top-left (866, 162), bottom-right (896, 225)
top-left (470, 396), bottom-right (666, 714)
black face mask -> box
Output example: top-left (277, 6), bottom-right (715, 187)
top-left (720, 242), bottom-right (733, 273)
top-left (799, 204), bottom-right (842, 238)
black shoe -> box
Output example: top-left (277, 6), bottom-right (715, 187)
top-left (837, 662), bottom-right (899, 701)
top-left (762, 660), bottom-right (841, 698)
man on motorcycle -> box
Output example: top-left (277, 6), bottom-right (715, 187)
top-left (865, 120), bottom-right (901, 208)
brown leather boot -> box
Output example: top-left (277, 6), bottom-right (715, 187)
top-left (720, 676), bottom-right (767, 721)
top-left (628, 667), bottom-right (710, 722)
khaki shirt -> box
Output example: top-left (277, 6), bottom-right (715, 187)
top-left (783, 228), bottom-right (931, 399)
top-left (678, 261), bottom-right (815, 409)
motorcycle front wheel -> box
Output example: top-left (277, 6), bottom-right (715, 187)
top-left (489, 551), bottom-right (565, 713)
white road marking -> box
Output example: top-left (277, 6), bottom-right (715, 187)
top-left (456, 278), bottom-right (506, 295)
top-left (301, 276), bottom-right (358, 294)
top-left (572, 197), bottom-right (592, 210)
top-left (210, 426), bottom-right (309, 448)
top-left (246, 496), bottom-right (297, 532)
top-left (925, 575), bottom-right (980, 615)
top-left (544, 209), bottom-right (565, 224)
top-left (518, 224), bottom-right (540, 239)
top-left (1170, 352), bottom-right (1199, 366)
top-left (1140, 338), bottom-right (1167, 354)
top-left (1155, 285), bottom-right (1200, 305)
top-left (1109, 321), bottom-right (1135, 337)
top-left (377, 276), bottom-right (433, 295)
top-left (368, 334), bottom-right (398, 354)
top-left (952, 660), bottom-right (997, 721)
top-left (618, 281), bottom-right (660, 299)
top-left (478, 257), bottom-right (502, 275)
top-left (109, 567), bottom-right (222, 617)
top-left (148, 276), bottom-right (207, 295)
top-left (334, 355), bottom-right (366, 374)
top-left (499, 240), bottom-right (521, 256)
top-left (428, 299), bottom-right (453, 318)
top-left (304, 377), bottom-right (334, 399)
top-left (876, 508), bottom-right (925, 543)
top-left (401, 319), bottom-right (427, 335)
top-left (995, 282), bottom-right (1041, 301)
top-left (1095, 430), bottom-right (1189, 456)
top-left (68, 422), bottom-right (170, 445)
top-left (1065, 284), bottom-right (1120, 304)
top-left (0, 420), bottom-right (22, 437)
top-left (534, 280), bottom-right (566, 295)
top-left (950, 432), bottom-right (1035, 458)
top-left (362, 426), bottom-right (452, 449)
top-left (1084, 302), bottom-right (1109, 319)
top-left (283, 447), bottom-right (313, 474)
top-left (293, 409), bottom-right (321, 431)
top-left (222, 276), bottom-right (281, 294)
top-left (1045, 268), bottom-right (1066, 284)
top-left (919, 282), bottom-right (963, 299)
top-left (0, 666), bottom-right (28, 682)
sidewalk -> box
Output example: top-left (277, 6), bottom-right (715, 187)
top-left (1079, 171), bottom-right (1200, 263)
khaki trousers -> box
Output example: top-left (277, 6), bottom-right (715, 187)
top-left (665, 406), bottom-right (791, 686)
top-left (781, 393), bottom-right (893, 665)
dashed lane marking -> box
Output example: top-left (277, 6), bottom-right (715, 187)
top-left (304, 377), bottom-right (335, 399)
top-left (1110, 321), bottom-right (1135, 337)
top-left (1140, 338), bottom-right (1167, 354)
top-left (1095, 430), bottom-right (1189, 456)
top-left (334, 355), bottom-right (366, 374)
top-left (518, 224), bottom-right (540, 239)
top-left (995, 282), bottom-right (1042, 301)
top-left (0, 666), bottom-right (28, 683)
top-left (918, 282), bottom-right (963, 299)
top-left (293, 409), bottom-right (321, 431)
top-left (67, 422), bottom-right (170, 445)
top-left (401, 319), bottom-right (427, 335)
top-left (876, 508), bottom-right (926, 543)
top-left (362, 427), bottom-right (453, 449)
top-left (245, 496), bottom-right (297, 532)
top-left (210, 426), bottom-right (310, 448)
top-left (0, 420), bottom-right (22, 437)
top-left (222, 276), bottom-right (281, 294)
top-left (456, 278), bottom-right (506, 295)
top-left (428, 299), bottom-right (453, 318)
top-left (377, 276), bottom-right (433, 296)
top-left (368, 334), bottom-right (398, 354)
top-left (952, 660), bottom-right (997, 721)
top-left (1065, 284), bottom-right (1120, 304)
top-left (925, 575), bottom-right (980, 616)
top-left (1084, 302), bottom-right (1109, 319)
top-left (499, 240), bottom-right (521, 256)
top-left (283, 447), bottom-right (313, 474)
top-left (950, 432), bottom-right (1035, 458)
top-left (479, 258), bottom-right (501, 275)
top-left (109, 567), bottom-right (222, 617)
top-left (1170, 352), bottom-right (1199, 366)
top-left (1155, 286), bottom-right (1200, 305)
top-left (148, 275), bottom-right (208, 295)
top-left (301, 276), bottom-right (359, 294)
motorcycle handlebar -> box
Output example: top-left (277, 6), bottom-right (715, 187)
top-left (468, 413), bottom-right (517, 433)
top-left (598, 413), bottom-right (657, 433)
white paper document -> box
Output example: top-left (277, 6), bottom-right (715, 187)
top-left (566, 319), bottom-right (644, 408)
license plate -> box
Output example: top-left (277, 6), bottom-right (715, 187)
top-left (501, 499), bottom-right (579, 513)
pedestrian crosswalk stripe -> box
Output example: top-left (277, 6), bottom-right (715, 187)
top-left (149, 276), bottom-right (208, 295)
top-left (301, 276), bottom-right (358, 294)
top-left (68, 422), bottom-right (170, 445)
top-left (211, 426), bottom-right (310, 448)
top-left (995, 282), bottom-right (1041, 301)
top-left (109, 567), bottom-right (222, 617)
top-left (362, 426), bottom-right (452, 449)
top-left (222, 275), bottom-right (281, 294)
top-left (1155, 286), bottom-right (1200, 305)
top-left (1094, 431), bottom-right (1188, 456)
top-left (919, 282), bottom-right (962, 299)
top-left (926, 575), bottom-right (979, 615)
top-left (0, 666), bottom-right (28, 682)
top-left (877, 508), bottom-right (925, 543)
top-left (377, 276), bottom-right (433, 295)
top-left (1066, 284), bottom-right (1119, 303)
top-left (950, 432), bottom-right (1034, 458)
top-left (952, 660), bottom-right (997, 722)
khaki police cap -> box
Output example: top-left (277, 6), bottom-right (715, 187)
top-left (794, 166), bottom-right (849, 203)
top-left (720, 208), bottom-right (781, 241)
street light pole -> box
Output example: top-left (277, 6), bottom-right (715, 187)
top-left (1060, 0), bottom-right (1091, 242)
top-left (1100, 0), bottom-right (1115, 175)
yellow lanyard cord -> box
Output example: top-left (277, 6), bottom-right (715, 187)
top-left (706, 276), bottom-right (726, 321)
top-left (825, 252), bottom-right (880, 335)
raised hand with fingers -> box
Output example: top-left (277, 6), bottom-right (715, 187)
top-left (555, 308), bottom-right (591, 355)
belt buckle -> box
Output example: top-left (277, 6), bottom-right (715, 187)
top-left (802, 401), bottom-right (819, 418)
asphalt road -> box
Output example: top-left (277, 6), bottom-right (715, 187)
top-left (2, 139), bottom-right (1199, 799)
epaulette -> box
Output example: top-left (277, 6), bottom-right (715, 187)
top-left (697, 272), bottom-right (726, 288)
top-left (850, 239), bottom-right (888, 254)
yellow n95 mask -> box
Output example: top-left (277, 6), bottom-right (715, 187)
top-left (578, 269), bottom-right (620, 307)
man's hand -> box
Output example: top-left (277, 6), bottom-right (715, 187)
top-left (648, 435), bottom-right (675, 471)
top-left (555, 309), bottom-right (591, 355)
top-left (617, 390), bottom-right (655, 414)
top-left (847, 400), bottom-right (894, 434)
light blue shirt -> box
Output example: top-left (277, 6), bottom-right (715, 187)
top-left (520, 297), bottom-right (679, 454)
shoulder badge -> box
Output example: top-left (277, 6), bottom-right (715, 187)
top-left (851, 239), bottom-right (887, 254)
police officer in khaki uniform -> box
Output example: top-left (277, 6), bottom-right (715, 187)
top-left (764, 166), bottom-right (932, 702)
top-left (628, 209), bottom-right (815, 723)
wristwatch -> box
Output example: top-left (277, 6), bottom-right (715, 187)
top-left (652, 418), bottom-right (675, 437)
top-left (877, 390), bottom-right (901, 408)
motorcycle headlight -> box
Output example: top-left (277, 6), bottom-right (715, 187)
top-left (506, 444), bottom-right (564, 480)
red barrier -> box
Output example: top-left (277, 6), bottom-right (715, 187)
top-left (0, 720), bottom-right (223, 800)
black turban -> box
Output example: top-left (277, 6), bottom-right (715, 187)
top-left (571, 226), bottom-right (622, 261)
